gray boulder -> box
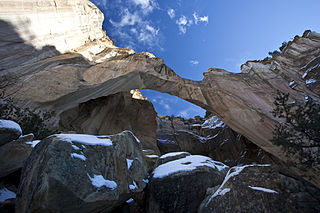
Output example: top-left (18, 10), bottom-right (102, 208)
top-left (0, 120), bottom-right (22, 146)
top-left (199, 164), bottom-right (320, 213)
top-left (0, 134), bottom-right (35, 178)
top-left (145, 155), bottom-right (228, 213)
top-left (16, 130), bottom-right (148, 213)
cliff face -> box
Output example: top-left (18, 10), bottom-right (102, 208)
top-left (0, 1), bottom-right (319, 187)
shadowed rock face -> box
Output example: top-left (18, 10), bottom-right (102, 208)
top-left (59, 91), bottom-right (159, 153)
top-left (0, 1), bottom-right (319, 186)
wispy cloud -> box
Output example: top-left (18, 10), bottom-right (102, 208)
top-left (175, 12), bottom-right (209, 34)
top-left (193, 12), bottom-right (209, 24)
top-left (109, 9), bottom-right (141, 27)
top-left (190, 60), bottom-right (199, 65)
top-left (176, 15), bottom-right (188, 34)
top-left (131, 0), bottom-right (158, 14)
top-left (107, 2), bottom-right (162, 51)
top-left (167, 8), bottom-right (175, 19)
top-left (178, 106), bottom-right (204, 118)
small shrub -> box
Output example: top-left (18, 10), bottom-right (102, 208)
top-left (270, 91), bottom-right (320, 167)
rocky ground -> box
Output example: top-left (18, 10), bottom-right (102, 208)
top-left (1, 111), bottom-right (320, 212)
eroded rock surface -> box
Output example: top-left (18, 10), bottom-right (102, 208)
top-left (199, 164), bottom-right (320, 213)
top-left (156, 116), bottom-right (274, 167)
top-left (1, 0), bottom-right (319, 186)
top-left (59, 91), bottom-right (159, 153)
top-left (16, 131), bottom-right (148, 213)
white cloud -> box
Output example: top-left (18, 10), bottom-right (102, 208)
top-left (108, 5), bottom-right (161, 51)
top-left (193, 12), bottom-right (209, 24)
top-left (190, 60), bottom-right (199, 65)
top-left (176, 15), bottom-right (187, 25)
top-left (178, 109), bottom-right (189, 118)
top-left (175, 12), bottom-right (208, 34)
top-left (109, 9), bottom-right (141, 27)
top-left (167, 8), bottom-right (175, 19)
top-left (146, 24), bottom-right (159, 35)
top-left (178, 106), bottom-right (205, 118)
top-left (176, 15), bottom-right (188, 34)
top-left (131, 0), bottom-right (157, 14)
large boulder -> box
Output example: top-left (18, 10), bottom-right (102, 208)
top-left (16, 131), bottom-right (148, 213)
top-left (145, 154), bottom-right (229, 213)
top-left (199, 164), bottom-right (320, 213)
top-left (0, 120), bottom-right (22, 146)
top-left (59, 91), bottom-right (159, 153)
top-left (0, 134), bottom-right (35, 178)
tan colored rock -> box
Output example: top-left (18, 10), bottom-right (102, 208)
top-left (59, 92), bottom-right (159, 153)
top-left (0, 1), bottom-right (319, 187)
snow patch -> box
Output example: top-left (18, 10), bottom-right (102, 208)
top-left (160, 152), bottom-right (190, 159)
top-left (129, 181), bottom-right (138, 190)
top-left (152, 155), bottom-right (228, 179)
top-left (157, 139), bottom-right (177, 144)
top-left (71, 153), bottom-right (86, 161)
top-left (0, 187), bottom-right (16, 202)
top-left (25, 140), bottom-right (41, 148)
top-left (72, 145), bottom-right (81, 150)
top-left (146, 154), bottom-right (159, 158)
top-left (55, 134), bottom-right (113, 146)
top-left (248, 186), bottom-right (278, 194)
top-left (306, 78), bottom-right (317, 84)
top-left (126, 198), bottom-right (134, 203)
top-left (201, 116), bottom-right (225, 129)
top-left (142, 178), bottom-right (149, 183)
top-left (127, 159), bottom-right (134, 169)
top-left (289, 81), bottom-right (295, 87)
top-left (0, 120), bottom-right (22, 134)
top-left (87, 173), bottom-right (117, 189)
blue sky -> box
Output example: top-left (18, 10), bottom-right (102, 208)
top-left (90, 0), bottom-right (320, 118)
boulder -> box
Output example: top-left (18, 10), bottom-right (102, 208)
top-left (0, 120), bottom-right (22, 146)
top-left (16, 131), bottom-right (148, 213)
top-left (199, 164), bottom-right (320, 213)
top-left (145, 155), bottom-right (229, 213)
top-left (0, 134), bottom-right (35, 178)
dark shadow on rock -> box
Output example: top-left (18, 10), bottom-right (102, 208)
top-left (0, 19), bottom-right (60, 73)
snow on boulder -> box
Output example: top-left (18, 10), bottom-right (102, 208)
top-left (0, 120), bottom-right (22, 146)
top-left (16, 131), bottom-right (148, 213)
top-left (156, 151), bottom-right (191, 166)
top-left (145, 155), bottom-right (228, 213)
top-left (199, 164), bottom-right (320, 213)
top-left (201, 116), bottom-right (225, 129)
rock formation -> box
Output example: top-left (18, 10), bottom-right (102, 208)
top-left (145, 154), bottom-right (228, 213)
top-left (0, 0), bottom-right (319, 187)
top-left (199, 164), bottom-right (320, 213)
top-left (59, 91), bottom-right (159, 153)
top-left (16, 131), bottom-right (148, 213)
top-left (156, 115), bottom-right (275, 166)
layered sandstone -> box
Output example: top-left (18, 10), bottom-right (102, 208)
top-left (0, 1), bottom-right (319, 186)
